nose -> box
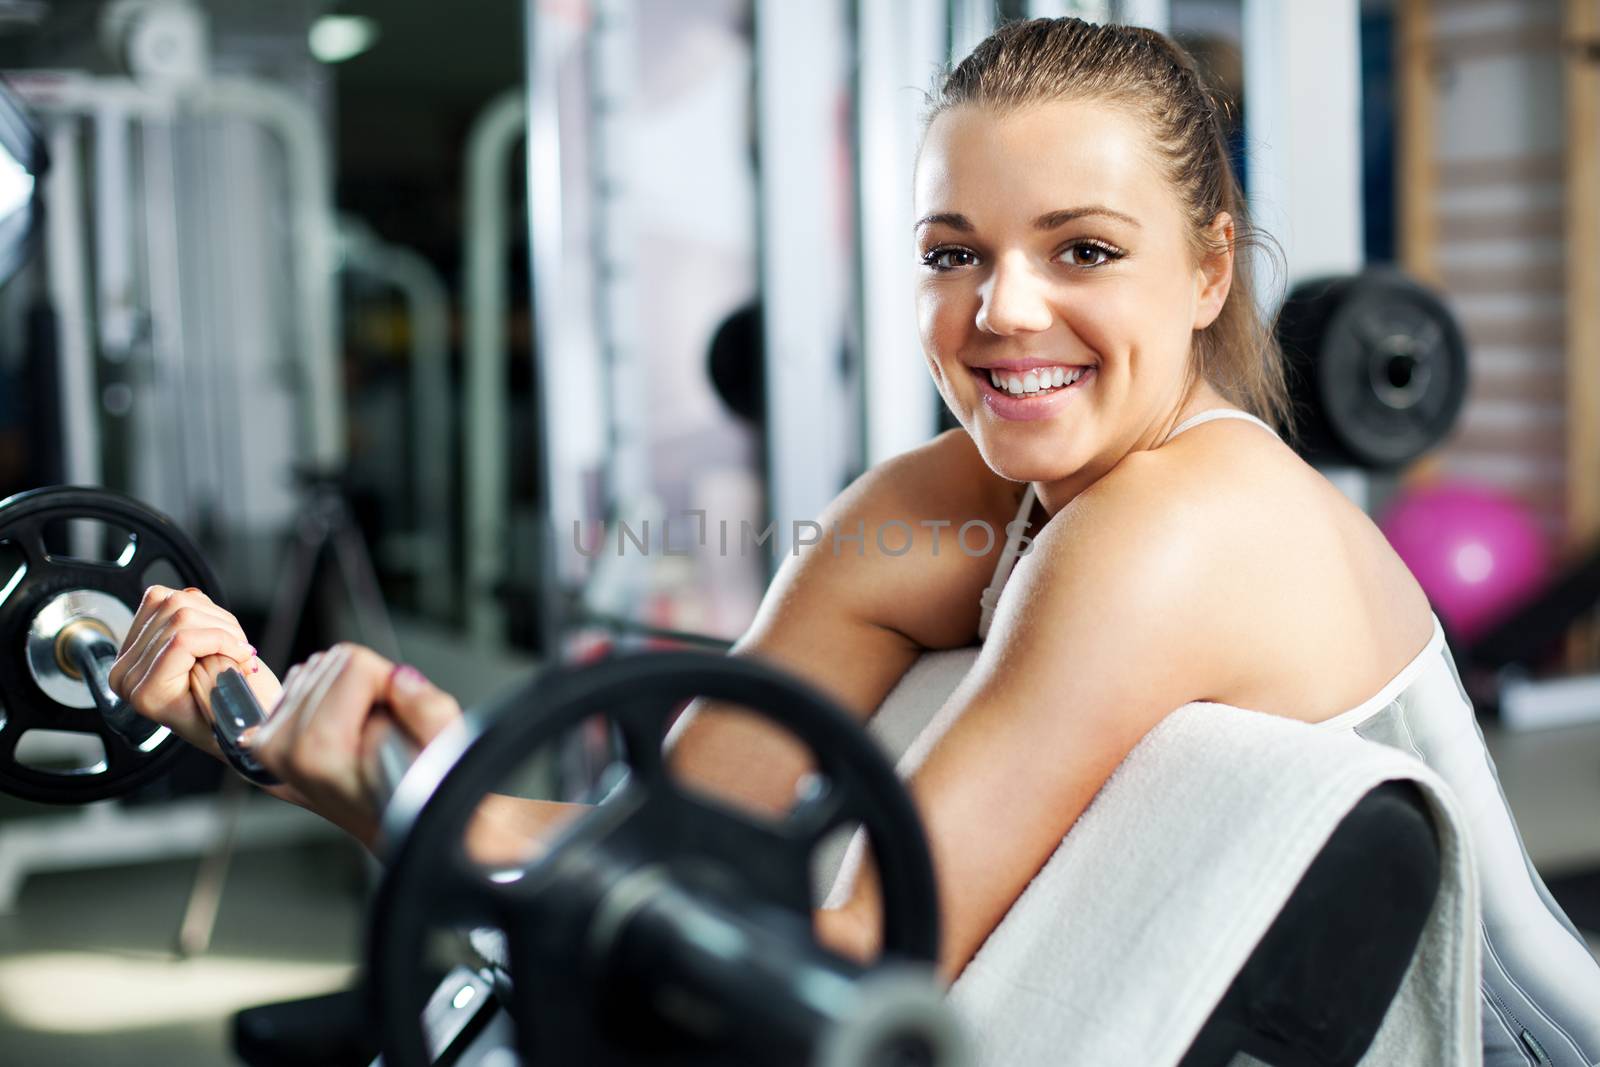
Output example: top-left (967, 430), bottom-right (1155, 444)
top-left (975, 255), bottom-right (1052, 336)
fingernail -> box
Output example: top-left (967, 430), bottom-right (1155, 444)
top-left (393, 665), bottom-right (427, 693)
top-left (247, 644), bottom-right (257, 656)
top-left (249, 663), bottom-right (260, 675)
top-left (237, 726), bottom-right (259, 746)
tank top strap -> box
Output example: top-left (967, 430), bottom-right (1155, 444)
top-left (977, 482), bottom-right (1036, 640)
top-left (1163, 408), bottom-right (1280, 443)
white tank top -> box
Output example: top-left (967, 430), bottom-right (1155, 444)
top-left (971, 407), bottom-right (1600, 1063)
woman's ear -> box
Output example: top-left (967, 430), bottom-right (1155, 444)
top-left (1193, 211), bottom-right (1235, 330)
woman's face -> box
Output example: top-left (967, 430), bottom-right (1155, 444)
top-left (913, 99), bottom-right (1232, 498)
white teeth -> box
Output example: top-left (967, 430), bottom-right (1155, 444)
top-left (982, 365), bottom-right (1090, 395)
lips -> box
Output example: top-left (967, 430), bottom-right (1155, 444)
top-left (970, 364), bottom-right (1096, 422)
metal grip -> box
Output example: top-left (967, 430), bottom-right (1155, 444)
top-left (209, 667), bottom-right (280, 785)
top-left (210, 668), bottom-right (418, 803)
top-left (361, 710), bottom-right (421, 812)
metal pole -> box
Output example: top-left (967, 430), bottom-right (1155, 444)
top-left (589, 0), bottom-right (648, 532)
top-left (340, 219), bottom-right (456, 620)
top-left (43, 118), bottom-right (101, 490)
top-left (856, 0), bottom-right (945, 468)
top-left (1243, 0), bottom-right (1366, 509)
top-left (753, 0), bottom-right (860, 567)
top-left (92, 104), bottom-right (138, 360)
top-left (524, 1), bottom-right (598, 655)
top-left (463, 88), bottom-right (526, 644)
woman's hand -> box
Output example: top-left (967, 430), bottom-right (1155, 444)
top-left (241, 643), bottom-right (462, 847)
top-left (109, 585), bottom-right (275, 757)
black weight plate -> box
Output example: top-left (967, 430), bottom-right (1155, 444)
top-left (1277, 269), bottom-right (1468, 469)
top-left (1318, 272), bottom-right (1467, 468)
top-left (368, 651), bottom-right (940, 1067)
top-left (0, 486), bottom-right (222, 803)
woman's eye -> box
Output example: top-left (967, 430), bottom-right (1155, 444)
top-left (1063, 241), bottom-right (1121, 268)
top-left (922, 247), bottom-right (976, 271)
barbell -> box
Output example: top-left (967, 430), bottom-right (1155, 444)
top-left (0, 484), bottom-right (967, 1067)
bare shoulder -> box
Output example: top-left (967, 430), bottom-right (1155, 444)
top-left (971, 455), bottom-right (1232, 739)
top-left (1010, 422), bottom-right (1435, 719)
top-left (1007, 446), bottom-right (1239, 679)
top-left (1033, 431), bottom-right (1245, 565)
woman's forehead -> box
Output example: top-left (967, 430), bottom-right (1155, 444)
top-left (914, 100), bottom-right (1165, 222)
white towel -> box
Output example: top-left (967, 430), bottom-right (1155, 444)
top-left (823, 648), bottom-right (1483, 1066)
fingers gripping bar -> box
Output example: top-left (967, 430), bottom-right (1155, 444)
top-left (209, 666), bottom-right (419, 804)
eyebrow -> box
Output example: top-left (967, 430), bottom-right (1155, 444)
top-left (913, 206), bottom-right (1142, 234)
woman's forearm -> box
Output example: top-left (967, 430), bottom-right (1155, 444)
top-left (814, 900), bottom-right (881, 966)
top-left (663, 699), bottom-right (822, 816)
top-left (464, 794), bottom-right (592, 866)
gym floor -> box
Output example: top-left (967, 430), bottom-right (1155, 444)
top-left (0, 793), bottom-right (369, 1067)
top-left (1, 723), bottom-right (1597, 1067)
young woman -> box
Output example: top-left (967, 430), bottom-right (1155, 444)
top-left (110, 18), bottom-right (1599, 1065)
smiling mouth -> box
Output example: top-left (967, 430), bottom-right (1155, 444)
top-left (970, 365), bottom-right (1096, 398)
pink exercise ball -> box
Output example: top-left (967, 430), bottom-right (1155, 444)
top-left (1377, 482), bottom-right (1552, 646)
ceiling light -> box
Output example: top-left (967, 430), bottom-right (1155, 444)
top-left (309, 14), bottom-right (379, 64)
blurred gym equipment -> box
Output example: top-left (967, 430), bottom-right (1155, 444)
top-left (1379, 481), bottom-right (1552, 647)
top-left (12, 46), bottom-right (342, 521)
top-left (1277, 268), bottom-right (1470, 471)
top-left (707, 300), bottom-right (763, 427)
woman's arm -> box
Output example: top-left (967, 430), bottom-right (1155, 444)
top-left (662, 430), bottom-right (1011, 816)
top-left (463, 793), bottom-right (590, 866)
top-left (237, 459), bottom-right (1228, 981)
top-left (816, 459), bottom-right (1244, 980)
top-left (229, 433), bottom-right (1004, 846)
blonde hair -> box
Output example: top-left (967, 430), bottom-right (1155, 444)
top-left (925, 17), bottom-right (1292, 434)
